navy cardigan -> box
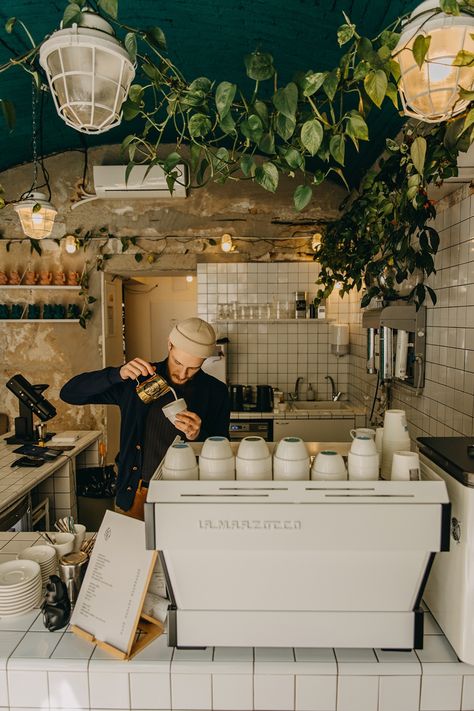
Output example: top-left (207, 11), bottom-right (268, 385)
top-left (60, 359), bottom-right (230, 510)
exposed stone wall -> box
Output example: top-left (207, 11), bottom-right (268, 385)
top-left (0, 144), bottom-right (346, 435)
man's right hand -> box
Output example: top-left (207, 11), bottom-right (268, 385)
top-left (119, 358), bottom-right (156, 381)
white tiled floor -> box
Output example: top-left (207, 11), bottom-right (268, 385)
top-left (1, 533), bottom-right (474, 710)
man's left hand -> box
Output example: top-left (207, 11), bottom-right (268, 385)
top-left (174, 411), bottom-right (201, 440)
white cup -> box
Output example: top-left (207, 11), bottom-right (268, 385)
top-left (350, 428), bottom-right (376, 440)
top-left (162, 465), bottom-right (198, 480)
top-left (200, 436), bottom-right (233, 460)
top-left (237, 436), bottom-right (270, 461)
top-left (73, 524), bottom-right (86, 553)
top-left (383, 409), bottom-right (409, 440)
top-left (391, 451), bottom-right (420, 481)
top-left (274, 437), bottom-right (309, 462)
top-left (162, 398), bottom-right (187, 425)
top-left (273, 456), bottom-right (309, 480)
top-left (164, 442), bottom-right (197, 470)
top-left (311, 450), bottom-right (347, 480)
top-left (350, 436), bottom-right (377, 456)
top-left (199, 456), bottom-right (235, 480)
top-left (348, 452), bottom-right (379, 480)
top-left (49, 532), bottom-right (75, 558)
top-left (236, 456), bottom-right (272, 480)
top-left (375, 427), bottom-right (384, 454)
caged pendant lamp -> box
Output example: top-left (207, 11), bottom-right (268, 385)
top-left (393, 0), bottom-right (474, 123)
top-left (39, 10), bottom-right (135, 134)
top-left (14, 85), bottom-right (57, 239)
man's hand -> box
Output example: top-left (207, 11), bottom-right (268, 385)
top-left (120, 358), bottom-right (155, 381)
top-left (174, 411), bottom-right (202, 440)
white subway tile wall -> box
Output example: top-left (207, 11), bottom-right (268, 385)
top-left (197, 262), bottom-right (358, 400)
top-left (349, 185), bottom-right (474, 439)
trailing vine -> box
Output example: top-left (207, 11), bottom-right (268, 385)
top-left (0, 0), bottom-right (473, 314)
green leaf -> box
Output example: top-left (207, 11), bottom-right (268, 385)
top-left (215, 81), bottom-right (236, 119)
top-left (254, 162), bottom-right (279, 193)
top-left (134, 252), bottom-right (143, 263)
top-left (188, 113), bottom-right (212, 138)
top-left (240, 156), bottom-right (256, 177)
top-left (389, 59), bottom-right (401, 82)
top-left (410, 136), bottom-right (427, 176)
top-left (240, 113), bottom-right (264, 142)
top-left (337, 22), bottom-right (355, 46)
top-left (253, 99), bottom-right (269, 128)
top-left (30, 239), bottom-right (42, 256)
top-left (459, 86), bottom-right (474, 100)
top-left (345, 111), bottom-right (368, 142)
top-left (128, 84), bottom-right (144, 103)
top-left (98, 0), bottom-right (118, 18)
top-left (190, 144), bottom-right (201, 173)
top-left (323, 69), bottom-right (340, 102)
top-left (272, 82), bottom-right (298, 119)
top-left (32, 202), bottom-right (42, 213)
top-left (302, 71), bottom-right (327, 97)
top-left (385, 82), bottom-right (399, 109)
top-left (300, 119), bottom-right (324, 156)
top-left (364, 69), bottom-right (388, 108)
top-left (283, 147), bottom-right (304, 170)
top-left (329, 134), bottom-right (346, 165)
top-left (464, 108), bottom-right (474, 132)
top-left (124, 32), bottom-right (137, 63)
top-left (426, 286), bottom-right (437, 306)
top-left (275, 114), bottom-right (296, 141)
top-left (195, 159), bottom-right (209, 185)
top-left (385, 137), bottom-right (399, 151)
top-left (5, 17), bottom-right (16, 33)
top-left (244, 51), bottom-right (275, 81)
top-left (219, 112), bottom-right (236, 135)
top-left (164, 151), bottom-right (181, 173)
top-left (293, 185), bottom-right (312, 211)
top-left (0, 99), bottom-right (15, 130)
top-left (125, 162), bottom-right (135, 185)
top-left (258, 132), bottom-right (275, 154)
top-left (413, 34), bottom-right (431, 69)
top-left (440, 0), bottom-right (460, 14)
top-left (353, 61), bottom-right (370, 81)
top-left (145, 27), bottom-right (167, 51)
top-left (62, 3), bottom-right (82, 27)
top-left (122, 99), bottom-right (140, 121)
top-left (453, 50), bottom-right (474, 67)
top-left (379, 30), bottom-right (401, 50)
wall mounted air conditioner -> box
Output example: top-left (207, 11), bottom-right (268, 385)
top-left (93, 165), bottom-right (187, 199)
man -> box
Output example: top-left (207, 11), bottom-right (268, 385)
top-left (60, 317), bottom-right (230, 519)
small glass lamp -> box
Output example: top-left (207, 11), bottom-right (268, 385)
top-left (393, 0), bottom-right (474, 123)
top-left (14, 192), bottom-right (57, 239)
top-left (39, 11), bottom-right (135, 134)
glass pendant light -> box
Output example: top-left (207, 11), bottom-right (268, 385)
top-left (14, 84), bottom-right (57, 239)
top-left (39, 10), bottom-right (135, 134)
top-left (393, 0), bottom-right (474, 123)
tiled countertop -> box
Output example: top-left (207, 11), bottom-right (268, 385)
top-left (230, 402), bottom-right (366, 420)
top-left (1, 534), bottom-right (474, 711)
top-left (0, 431), bottom-right (101, 514)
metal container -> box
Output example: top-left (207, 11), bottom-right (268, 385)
top-left (295, 291), bottom-right (307, 319)
top-left (136, 373), bottom-right (172, 404)
top-left (58, 551), bottom-right (88, 607)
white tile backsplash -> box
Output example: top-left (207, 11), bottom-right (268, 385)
top-left (198, 262), bottom-right (357, 398)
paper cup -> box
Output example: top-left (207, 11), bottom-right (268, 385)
top-left (391, 451), bottom-right (420, 481)
top-left (73, 524), bottom-right (86, 553)
top-left (162, 398), bottom-right (187, 425)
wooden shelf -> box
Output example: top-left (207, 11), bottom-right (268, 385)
top-left (1, 319), bottom-right (80, 323)
top-left (0, 285), bottom-right (81, 290)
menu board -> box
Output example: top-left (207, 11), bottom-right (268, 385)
top-left (71, 510), bottom-right (157, 655)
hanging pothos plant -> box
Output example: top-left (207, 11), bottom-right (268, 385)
top-left (0, 0), bottom-right (473, 315)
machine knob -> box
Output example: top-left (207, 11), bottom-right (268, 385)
top-left (451, 517), bottom-right (461, 543)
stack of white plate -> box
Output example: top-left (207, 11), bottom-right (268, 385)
top-left (0, 560), bottom-right (42, 616)
top-left (17, 545), bottom-right (57, 587)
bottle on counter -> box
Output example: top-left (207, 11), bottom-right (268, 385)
top-left (317, 300), bottom-right (327, 319)
top-left (295, 291), bottom-right (307, 319)
top-left (307, 383), bottom-right (315, 401)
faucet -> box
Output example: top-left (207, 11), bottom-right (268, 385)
top-left (290, 377), bottom-right (304, 401)
top-left (325, 375), bottom-right (342, 402)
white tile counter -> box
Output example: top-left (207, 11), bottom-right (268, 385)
top-left (0, 431), bottom-right (101, 522)
top-left (1, 534), bottom-right (474, 711)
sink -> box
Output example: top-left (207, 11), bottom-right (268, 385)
top-left (290, 401), bottom-right (350, 411)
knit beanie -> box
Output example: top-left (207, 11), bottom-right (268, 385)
top-left (169, 317), bottom-right (216, 358)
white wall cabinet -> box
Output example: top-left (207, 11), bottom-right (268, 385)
top-left (273, 418), bottom-right (353, 441)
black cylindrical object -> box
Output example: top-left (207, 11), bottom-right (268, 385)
top-left (229, 384), bottom-right (244, 411)
top-left (256, 385), bottom-right (273, 412)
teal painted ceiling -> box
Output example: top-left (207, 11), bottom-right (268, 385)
top-left (0, 0), bottom-right (419, 185)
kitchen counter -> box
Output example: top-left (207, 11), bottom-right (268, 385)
top-left (231, 401), bottom-right (366, 420)
top-left (0, 431), bottom-right (101, 523)
top-left (0, 534), bottom-right (473, 711)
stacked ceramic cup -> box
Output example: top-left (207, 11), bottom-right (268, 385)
top-left (162, 442), bottom-right (198, 480)
top-left (348, 435), bottom-right (379, 480)
top-left (381, 409), bottom-right (410, 478)
top-left (273, 437), bottom-right (310, 480)
top-left (311, 450), bottom-right (347, 480)
top-left (236, 436), bottom-right (272, 480)
top-left (199, 436), bottom-right (235, 480)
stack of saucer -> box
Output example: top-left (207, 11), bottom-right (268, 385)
top-left (0, 560), bottom-right (42, 616)
top-left (18, 545), bottom-right (57, 587)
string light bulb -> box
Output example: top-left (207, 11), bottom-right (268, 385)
top-left (186, 275), bottom-right (193, 283)
top-left (221, 233), bottom-right (233, 252)
top-left (64, 234), bottom-right (78, 253)
top-left (311, 233), bottom-right (322, 251)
